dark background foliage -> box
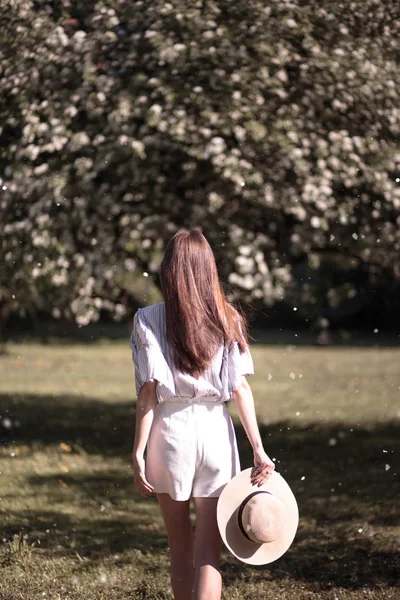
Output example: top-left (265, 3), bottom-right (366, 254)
top-left (1, 0), bottom-right (400, 330)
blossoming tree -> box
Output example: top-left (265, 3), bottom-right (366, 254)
top-left (1, 0), bottom-right (399, 325)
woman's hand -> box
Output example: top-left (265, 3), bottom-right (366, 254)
top-left (132, 454), bottom-right (155, 499)
top-left (251, 448), bottom-right (275, 487)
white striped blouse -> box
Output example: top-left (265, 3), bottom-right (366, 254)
top-left (129, 302), bottom-right (254, 403)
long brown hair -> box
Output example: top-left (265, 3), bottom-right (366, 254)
top-left (160, 230), bottom-right (248, 378)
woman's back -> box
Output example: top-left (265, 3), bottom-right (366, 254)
top-left (130, 301), bottom-right (254, 404)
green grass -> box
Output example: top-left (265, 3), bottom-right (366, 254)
top-left (0, 338), bottom-right (399, 599)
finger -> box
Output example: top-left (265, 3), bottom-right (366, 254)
top-left (251, 462), bottom-right (275, 478)
top-left (134, 472), bottom-right (154, 491)
top-left (251, 470), bottom-right (274, 486)
top-left (139, 485), bottom-right (154, 498)
top-left (138, 477), bottom-right (155, 494)
top-left (141, 478), bottom-right (155, 493)
top-left (253, 462), bottom-right (273, 472)
top-left (252, 467), bottom-right (267, 479)
top-left (134, 477), bottom-right (154, 496)
top-left (256, 464), bottom-right (274, 475)
top-left (251, 474), bottom-right (265, 486)
top-left (252, 465), bottom-right (266, 475)
top-left (252, 465), bottom-right (265, 475)
top-left (259, 470), bottom-right (274, 484)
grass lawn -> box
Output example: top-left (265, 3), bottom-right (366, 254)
top-left (0, 335), bottom-right (399, 599)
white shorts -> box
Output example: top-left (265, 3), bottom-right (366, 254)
top-left (146, 398), bottom-right (241, 501)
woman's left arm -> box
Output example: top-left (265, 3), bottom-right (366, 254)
top-left (132, 381), bottom-right (157, 498)
top-left (231, 376), bottom-right (275, 486)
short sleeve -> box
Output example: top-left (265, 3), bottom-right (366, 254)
top-left (129, 308), bottom-right (176, 397)
top-left (220, 339), bottom-right (254, 400)
top-left (227, 341), bottom-right (254, 393)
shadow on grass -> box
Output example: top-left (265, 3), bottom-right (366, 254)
top-left (0, 392), bottom-right (136, 456)
top-left (2, 504), bottom-right (166, 560)
top-left (1, 392), bottom-right (399, 589)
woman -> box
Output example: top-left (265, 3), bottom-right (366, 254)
top-left (130, 230), bottom-right (275, 600)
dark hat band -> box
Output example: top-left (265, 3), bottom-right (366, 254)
top-left (237, 490), bottom-right (272, 543)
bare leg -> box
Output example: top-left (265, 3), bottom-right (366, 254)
top-left (157, 493), bottom-right (194, 600)
top-left (192, 497), bottom-right (222, 600)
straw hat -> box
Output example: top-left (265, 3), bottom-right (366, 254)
top-left (217, 469), bottom-right (299, 565)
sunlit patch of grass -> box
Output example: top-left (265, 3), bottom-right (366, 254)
top-left (0, 339), bottom-right (399, 599)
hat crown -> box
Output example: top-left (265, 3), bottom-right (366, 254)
top-left (241, 492), bottom-right (286, 544)
top-left (217, 469), bottom-right (299, 565)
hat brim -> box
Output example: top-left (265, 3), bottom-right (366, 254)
top-left (217, 469), bottom-right (299, 565)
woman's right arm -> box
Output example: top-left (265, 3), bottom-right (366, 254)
top-left (231, 376), bottom-right (275, 486)
top-left (132, 380), bottom-right (157, 498)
